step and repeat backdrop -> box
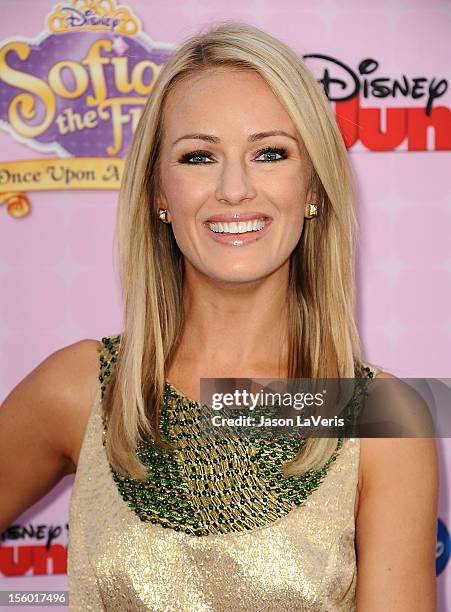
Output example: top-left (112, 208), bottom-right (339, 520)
top-left (0, 0), bottom-right (450, 609)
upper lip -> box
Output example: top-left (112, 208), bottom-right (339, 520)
top-left (204, 212), bottom-right (272, 223)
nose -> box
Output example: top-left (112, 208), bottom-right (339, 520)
top-left (214, 157), bottom-right (257, 205)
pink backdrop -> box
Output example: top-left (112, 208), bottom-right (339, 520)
top-left (0, 0), bottom-right (450, 609)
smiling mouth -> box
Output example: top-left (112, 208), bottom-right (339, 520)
top-left (206, 217), bottom-right (268, 234)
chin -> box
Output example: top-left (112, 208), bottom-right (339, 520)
top-left (203, 264), bottom-right (277, 285)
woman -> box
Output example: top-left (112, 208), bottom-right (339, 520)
top-left (0, 21), bottom-right (438, 611)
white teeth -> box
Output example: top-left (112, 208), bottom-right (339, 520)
top-left (208, 218), bottom-right (267, 234)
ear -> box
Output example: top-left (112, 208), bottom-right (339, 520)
top-left (156, 192), bottom-right (166, 209)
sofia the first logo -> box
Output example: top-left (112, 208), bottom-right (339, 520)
top-left (0, 0), bottom-right (172, 158)
top-left (0, 0), bottom-right (173, 217)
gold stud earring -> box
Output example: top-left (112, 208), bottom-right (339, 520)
top-left (306, 203), bottom-right (318, 218)
top-left (158, 208), bottom-right (170, 223)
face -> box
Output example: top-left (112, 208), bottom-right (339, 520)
top-left (158, 67), bottom-right (312, 284)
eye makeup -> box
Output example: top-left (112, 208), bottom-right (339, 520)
top-left (177, 146), bottom-right (289, 164)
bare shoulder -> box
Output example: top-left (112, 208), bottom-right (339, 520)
top-left (355, 369), bottom-right (439, 608)
top-left (41, 338), bottom-right (101, 471)
top-left (359, 369), bottom-right (438, 490)
top-left (1, 338), bottom-right (101, 474)
top-left (359, 369), bottom-right (438, 483)
top-left (373, 370), bottom-right (396, 380)
top-left (55, 338), bottom-right (102, 465)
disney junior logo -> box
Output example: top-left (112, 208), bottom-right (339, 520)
top-left (437, 518), bottom-right (450, 576)
top-left (303, 54), bottom-right (448, 117)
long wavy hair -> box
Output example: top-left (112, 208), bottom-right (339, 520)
top-left (103, 20), bottom-right (369, 480)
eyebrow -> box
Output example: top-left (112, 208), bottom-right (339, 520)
top-left (172, 130), bottom-right (298, 147)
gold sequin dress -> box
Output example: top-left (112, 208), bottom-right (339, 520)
top-left (67, 335), bottom-right (378, 611)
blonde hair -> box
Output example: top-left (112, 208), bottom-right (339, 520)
top-left (103, 20), bottom-right (365, 480)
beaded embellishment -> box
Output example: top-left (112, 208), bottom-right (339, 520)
top-left (98, 335), bottom-right (375, 536)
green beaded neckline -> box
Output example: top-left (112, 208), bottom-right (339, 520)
top-left (98, 334), bottom-right (375, 536)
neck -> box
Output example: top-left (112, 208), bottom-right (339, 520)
top-left (170, 259), bottom-right (291, 378)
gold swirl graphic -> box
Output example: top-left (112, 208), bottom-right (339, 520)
top-left (0, 192), bottom-right (31, 218)
top-left (114, 8), bottom-right (138, 35)
top-left (73, 0), bottom-right (115, 14)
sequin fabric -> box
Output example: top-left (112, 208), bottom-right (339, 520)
top-left (67, 334), bottom-right (378, 611)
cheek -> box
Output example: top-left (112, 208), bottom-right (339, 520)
top-left (264, 165), bottom-right (305, 202)
top-left (163, 169), bottom-right (209, 214)
top-left (270, 182), bottom-right (303, 219)
top-left (163, 182), bottom-right (202, 248)
top-left (270, 180), bottom-right (306, 240)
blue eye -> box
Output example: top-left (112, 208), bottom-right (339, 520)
top-left (179, 150), bottom-right (213, 164)
top-left (255, 147), bottom-right (288, 162)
